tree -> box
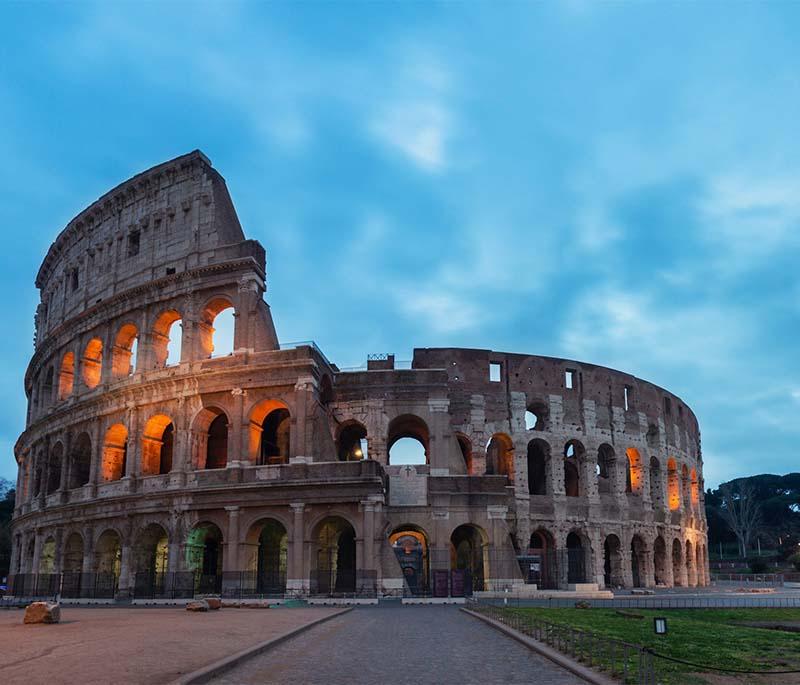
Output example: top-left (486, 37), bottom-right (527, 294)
top-left (719, 480), bottom-right (762, 558)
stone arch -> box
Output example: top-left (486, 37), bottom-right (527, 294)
top-left (243, 518), bottom-right (288, 594)
top-left (102, 423), bottom-right (128, 481)
top-left (450, 523), bottom-right (489, 591)
top-left (141, 414), bottom-right (174, 475)
top-left (248, 398), bottom-right (291, 465)
top-left (631, 534), bottom-right (648, 588)
top-left (390, 524), bottom-right (431, 595)
top-left (152, 309), bottom-right (182, 367)
top-left (133, 523), bottom-right (169, 576)
top-left (198, 296), bottom-right (236, 358)
top-left (603, 534), bottom-right (624, 588)
top-left (82, 337), bottom-right (103, 389)
top-left (597, 443), bottom-right (616, 494)
top-left (186, 522), bottom-right (224, 578)
top-left (69, 431), bottom-right (92, 489)
top-left (63, 532), bottom-right (84, 573)
top-left (454, 433), bottom-right (473, 474)
top-left (39, 536), bottom-right (56, 574)
top-left (486, 433), bottom-right (514, 482)
top-left (690, 468), bottom-right (699, 508)
top-left (192, 406), bottom-right (229, 469)
top-left (672, 538), bottom-right (684, 586)
top-left (566, 530), bottom-right (590, 584)
top-left (653, 535), bottom-right (668, 586)
top-left (626, 448), bottom-right (642, 494)
top-left (564, 440), bottom-right (585, 497)
top-left (336, 421), bottom-right (368, 462)
top-left (525, 399), bottom-right (549, 431)
top-left (42, 367), bottom-right (54, 407)
top-left (111, 322), bottom-right (139, 377)
top-left (667, 458), bottom-right (680, 510)
top-left (527, 438), bottom-right (550, 495)
top-left (387, 414), bottom-right (429, 466)
top-left (686, 539), bottom-right (696, 587)
top-left (311, 516), bottom-right (357, 594)
top-left (58, 351), bottom-right (75, 399)
top-left (95, 529), bottom-right (122, 579)
top-left (46, 441), bottom-right (63, 495)
top-left (529, 528), bottom-right (557, 589)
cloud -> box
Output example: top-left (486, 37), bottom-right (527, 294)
top-left (395, 288), bottom-right (480, 334)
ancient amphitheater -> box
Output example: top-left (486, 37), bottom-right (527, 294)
top-left (10, 150), bottom-right (708, 600)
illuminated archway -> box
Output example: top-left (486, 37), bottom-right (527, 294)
top-left (82, 338), bottom-right (103, 389)
top-left (199, 297), bottom-right (235, 358)
top-left (249, 399), bottom-right (291, 465)
top-left (141, 414), bottom-right (174, 476)
top-left (388, 414), bottom-right (429, 466)
top-left (244, 519), bottom-right (288, 595)
top-left (390, 526), bottom-right (430, 595)
top-left (58, 351), bottom-right (74, 399)
top-left (486, 433), bottom-right (514, 482)
top-left (102, 423), bottom-right (128, 481)
top-left (112, 323), bottom-right (139, 377)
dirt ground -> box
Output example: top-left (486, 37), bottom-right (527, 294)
top-left (0, 605), bottom-right (339, 684)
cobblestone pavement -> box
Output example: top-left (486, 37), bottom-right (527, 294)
top-left (215, 605), bottom-right (585, 684)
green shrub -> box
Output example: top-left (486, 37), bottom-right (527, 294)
top-left (788, 552), bottom-right (800, 572)
top-left (749, 558), bottom-right (768, 574)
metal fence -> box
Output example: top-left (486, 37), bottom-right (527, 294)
top-left (711, 573), bottom-right (784, 586)
top-left (480, 594), bottom-right (800, 609)
top-left (309, 569), bottom-right (378, 598)
top-left (62, 572), bottom-right (118, 599)
top-left (472, 602), bottom-right (656, 685)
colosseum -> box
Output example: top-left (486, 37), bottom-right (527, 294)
top-left (10, 150), bottom-right (708, 601)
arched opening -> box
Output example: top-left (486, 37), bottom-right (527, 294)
top-left (626, 448), bottom-right (642, 494)
top-left (245, 519), bottom-right (288, 595)
top-left (390, 526), bottom-right (430, 596)
top-left (564, 440), bottom-right (584, 497)
top-left (141, 414), bottom-right (174, 476)
top-left (337, 422), bottom-right (368, 462)
top-left (152, 309), bottom-right (182, 368)
top-left (653, 536), bottom-right (668, 585)
top-left (672, 538), bottom-right (684, 586)
top-left (69, 432), bottom-right (92, 489)
top-left (95, 530), bottom-right (122, 580)
top-left (597, 444), bottom-right (615, 494)
top-left (186, 523), bottom-right (224, 586)
top-left (526, 400), bottom-right (548, 431)
top-left (650, 457), bottom-right (662, 507)
top-left (486, 433), bottom-right (514, 482)
top-left (42, 367), bottom-right (54, 407)
top-left (46, 442), bottom-right (63, 495)
top-left (199, 297), bottom-right (235, 358)
top-left (39, 537), bottom-right (56, 574)
top-left (319, 375), bottom-right (334, 405)
top-left (63, 533), bottom-right (84, 573)
top-left (134, 524), bottom-right (169, 577)
top-left (603, 534), bottom-right (624, 588)
top-left (102, 423), bottom-right (128, 481)
top-left (82, 338), bottom-right (103, 389)
top-left (686, 540), bottom-right (696, 587)
top-left (529, 529), bottom-right (556, 589)
top-left (249, 399), bottom-right (291, 465)
top-left (566, 532), bottom-right (588, 584)
top-left (450, 524), bottom-right (487, 592)
top-left (192, 407), bottom-right (229, 469)
top-left (667, 458), bottom-right (680, 510)
top-left (527, 439), bottom-right (549, 495)
top-left (312, 516), bottom-right (357, 595)
top-left (690, 468), bottom-right (699, 507)
top-left (111, 323), bottom-right (139, 377)
top-left (631, 535), bottom-right (647, 588)
top-left (58, 351), bottom-right (75, 399)
top-left (456, 433), bottom-right (473, 474)
top-left (387, 414), bottom-right (429, 466)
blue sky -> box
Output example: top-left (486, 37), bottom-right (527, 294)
top-left (1, 1), bottom-right (798, 488)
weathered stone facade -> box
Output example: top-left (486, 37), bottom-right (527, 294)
top-left (11, 151), bottom-right (708, 597)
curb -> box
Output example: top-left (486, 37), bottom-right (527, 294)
top-left (169, 607), bottom-right (352, 684)
top-left (461, 608), bottom-right (616, 685)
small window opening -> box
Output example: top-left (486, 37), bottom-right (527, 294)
top-left (127, 230), bottom-right (140, 257)
top-left (664, 397), bottom-right (672, 415)
top-left (624, 386), bottom-right (631, 411)
top-left (166, 320), bottom-right (182, 366)
top-left (525, 411), bottom-right (538, 431)
top-left (70, 268), bottom-right (79, 292)
top-left (166, 267), bottom-right (176, 275)
top-left (489, 362), bottom-right (501, 382)
top-left (565, 369), bottom-right (574, 390)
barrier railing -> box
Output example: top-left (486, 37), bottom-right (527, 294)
top-left (711, 573), bottom-right (784, 586)
top-left (471, 601), bottom-right (656, 684)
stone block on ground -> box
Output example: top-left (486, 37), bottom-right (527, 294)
top-left (186, 600), bottom-right (209, 612)
top-left (206, 598), bottom-right (222, 610)
top-left (24, 602), bottom-right (61, 624)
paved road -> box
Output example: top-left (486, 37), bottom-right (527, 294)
top-left (215, 605), bottom-right (584, 685)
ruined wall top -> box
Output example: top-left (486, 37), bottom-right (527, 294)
top-left (34, 150), bottom-right (257, 342)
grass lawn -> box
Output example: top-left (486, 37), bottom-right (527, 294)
top-left (504, 607), bottom-right (800, 684)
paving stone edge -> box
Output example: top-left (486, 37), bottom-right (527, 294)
top-left (169, 607), bottom-right (353, 685)
top-left (460, 608), bottom-right (617, 685)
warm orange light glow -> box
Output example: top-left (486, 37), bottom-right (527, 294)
top-left (248, 399), bottom-right (290, 463)
top-left (58, 351), bottom-right (74, 399)
top-left (626, 447), bottom-right (642, 493)
top-left (690, 468), bottom-right (699, 506)
top-left (102, 423), bottom-right (128, 481)
top-left (152, 309), bottom-right (182, 367)
top-left (82, 338), bottom-right (103, 389)
top-left (199, 297), bottom-right (235, 358)
top-left (141, 414), bottom-right (174, 475)
top-left (112, 323), bottom-right (138, 377)
top-left (667, 457), bottom-right (680, 510)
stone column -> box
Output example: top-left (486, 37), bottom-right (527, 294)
top-left (125, 404), bottom-right (139, 481)
top-left (53, 528), bottom-right (64, 573)
top-left (361, 501), bottom-right (375, 571)
top-left (168, 510), bottom-right (184, 573)
top-left (224, 506), bottom-right (241, 573)
top-left (230, 388), bottom-right (245, 462)
top-left (117, 520), bottom-right (134, 597)
top-left (293, 379), bottom-right (312, 458)
top-left (60, 431), bottom-right (72, 496)
top-left (288, 503), bottom-right (306, 593)
top-left (31, 530), bottom-right (42, 574)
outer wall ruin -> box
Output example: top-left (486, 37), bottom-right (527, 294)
top-left (11, 151), bottom-right (709, 597)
